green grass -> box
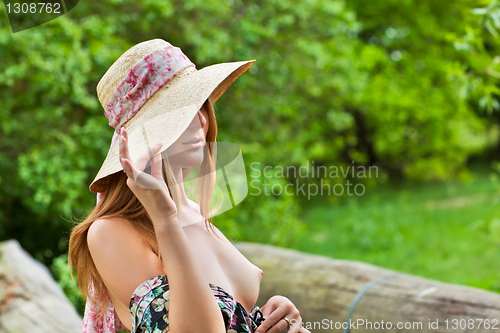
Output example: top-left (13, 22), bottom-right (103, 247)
top-left (293, 166), bottom-right (500, 292)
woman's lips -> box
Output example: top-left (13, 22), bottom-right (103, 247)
top-left (182, 138), bottom-right (203, 148)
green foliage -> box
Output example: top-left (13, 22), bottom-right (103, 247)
top-left (296, 166), bottom-right (500, 292)
top-left (1, 0), bottom-right (500, 309)
top-left (0, 5), bottom-right (125, 264)
top-left (50, 254), bottom-right (85, 313)
top-left (345, 0), bottom-right (500, 180)
top-left (449, 0), bottom-right (500, 114)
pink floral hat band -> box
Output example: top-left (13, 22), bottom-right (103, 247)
top-left (105, 44), bottom-right (194, 131)
top-left (85, 45), bottom-right (194, 333)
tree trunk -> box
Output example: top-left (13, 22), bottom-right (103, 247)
top-left (234, 242), bottom-right (500, 333)
top-left (0, 239), bottom-right (82, 333)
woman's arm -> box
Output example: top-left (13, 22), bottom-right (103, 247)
top-left (88, 216), bottom-right (226, 333)
top-left (89, 128), bottom-right (227, 333)
top-left (153, 219), bottom-right (227, 333)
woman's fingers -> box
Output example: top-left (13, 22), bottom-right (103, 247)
top-left (265, 316), bottom-right (301, 333)
top-left (120, 128), bottom-right (164, 177)
top-left (257, 296), bottom-right (303, 333)
top-left (118, 128), bottom-right (177, 220)
top-left (119, 131), bottom-right (129, 163)
top-left (121, 155), bottom-right (168, 191)
top-left (256, 307), bottom-right (288, 333)
top-left (134, 142), bottom-right (162, 173)
top-left (119, 153), bottom-right (137, 181)
top-left (272, 318), bottom-right (290, 333)
top-left (132, 144), bottom-right (165, 190)
top-left (120, 128), bottom-right (159, 173)
top-left (119, 129), bottom-right (167, 190)
top-left (119, 132), bottom-right (133, 179)
top-left (288, 316), bottom-right (303, 333)
top-left (150, 144), bottom-right (164, 179)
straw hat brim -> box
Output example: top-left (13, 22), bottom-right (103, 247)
top-left (89, 59), bottom-right (255, 193)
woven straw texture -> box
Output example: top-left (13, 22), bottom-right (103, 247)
top-left (90, 39), bottom-right (254, 193)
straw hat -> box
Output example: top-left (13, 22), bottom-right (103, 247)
top-left (89, 38), bottom-right (255, 193)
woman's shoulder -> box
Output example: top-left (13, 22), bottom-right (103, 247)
top-left (88, 216), bottom-right (135, 230)
top-left (87, 217), bottom-right (154, 258)
top-left (88, 217), bottom-right (136, 244)
top-left (86, 217), bottom-right (165, 319)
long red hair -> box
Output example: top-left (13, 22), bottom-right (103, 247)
top-left (68, 99), bottom-right (218, 318)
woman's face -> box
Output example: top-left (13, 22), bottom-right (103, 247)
top-left (164, 104), bottom-right (209, 169)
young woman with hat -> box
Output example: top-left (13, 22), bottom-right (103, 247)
top-left (68, 39), bottom-right (310, 333)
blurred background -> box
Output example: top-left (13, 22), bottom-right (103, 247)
top-left (1, 0), bottom-right (500, 315)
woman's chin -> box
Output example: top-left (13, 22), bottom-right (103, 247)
top-left (170, 151), bottom-right (204, 168)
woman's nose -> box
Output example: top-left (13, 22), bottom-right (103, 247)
top-left (189, 110), bottom-right (206, 129)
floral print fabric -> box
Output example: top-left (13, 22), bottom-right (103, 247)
top-left (82, 279), bottom-right (128, 333)
top-left (129, 275), bottom-right (264, 333)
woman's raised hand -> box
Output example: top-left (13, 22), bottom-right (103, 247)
top-left (256, 296), bottom-right (311, 333)
top-left (119, 127), bottom-right (178, 223)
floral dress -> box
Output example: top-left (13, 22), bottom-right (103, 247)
top-left (129, 275), bottom-right (265, 333)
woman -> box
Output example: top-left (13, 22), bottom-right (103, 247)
top-left (68, 39), bottom-right (309, 333)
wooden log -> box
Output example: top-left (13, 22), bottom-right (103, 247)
top-left (0, 239), bottom-right (82, 333)
top-left (234, 242), bottom-right (500, 333)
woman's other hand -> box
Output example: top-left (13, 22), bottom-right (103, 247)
top-left (119, 127), bottom-right (177, 222)
top-left (256, 295), bottom-right (310, 333)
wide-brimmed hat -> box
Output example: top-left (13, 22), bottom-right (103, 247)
top-left (89, 38), bottom-right (255, 193)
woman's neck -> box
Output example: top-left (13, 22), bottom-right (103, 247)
top-left (169, 166), bottom-right (190, 206)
